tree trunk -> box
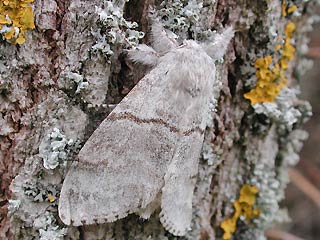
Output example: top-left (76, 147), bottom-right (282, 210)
top-left (0, 0), bottom-right (317, 239)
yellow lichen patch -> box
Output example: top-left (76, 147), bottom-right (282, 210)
top-left (285, 21), bottom-right (296, 38)
top-left (282, 1), bottom-right (298, 17)
top-left (47, 194), bottom-right (56, 203)
top-left (254, 55), bottom-right (272, 69)
top-left (244, 14), bottom-right (297, 105)
top-left (244, 56), bottom-right (285, 105)
top-left (0, 0), bottom-right (35, 44)
top-left (220, 185), bottom-right (260, 240)
top-left (281, 1), bottom-right (287, 17)
top-left (287, 5), bottom-right (298, 14)
top-left (275, 44), bottom-right (282, 51)
top-left (280, 21), bottom-right (296, 69)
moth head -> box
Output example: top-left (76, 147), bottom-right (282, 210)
top-left (128, 23), bottom-right (234, 66)
top-left (182, 39), bottom-right (202, 49)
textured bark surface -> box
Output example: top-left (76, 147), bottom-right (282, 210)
top-left (0, 0), bottom-right (317, 239)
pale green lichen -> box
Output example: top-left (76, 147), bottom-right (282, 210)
top-left (157, 0), bottom-right (202, 37)
top-left (8, 93), bottom-right (87, 238)
top-left (10, 172), bottom-right (69, 238)
top-left (92, 1), bottom-right (144, 59)
top-left (155, 0), bottom-right (219, 41)
top-left (280, 129), bottom-right (309, 165)
top-left (58, 70), bottom-right (109, 107)
top-left (240, 128), bottom-right (308, 240)
top-left (39, 128), bottom-right (74, 170)
top-left (23, 180), bottom-right (60, 204)
top-left (8, 199), bottom-right (21, 215)
top-left (253, 87), bottom-right (311, 131)
top-left (238, 127), bottom-right (284, 240)
top-left (67, 72), bottom-right (88, 94)
top-left (33, 212), bottom-right (67, 240)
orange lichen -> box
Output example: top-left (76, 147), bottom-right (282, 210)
top-left (282, 1), bottom-right (298, 17)
top-left (280, 21), bottom-right (296, 69)
top-left (244, 5), bottom-right (298, 105)
top-left (220, 185), bottom-right (260, 240)
top-left (0, 0), bottom-right (35, 44)
top-left (244, 55), bottom-right (285, 105)
top-left (287, 5), bottom-right (298, 14)
top-left (285, 21), bottom-right (296, 38)
top-left (275, 44), bottom-right (282, 51)
top-left (47, 194), bottom-right (56, 203)
top-left (281, 1), bottom-right (287, 17)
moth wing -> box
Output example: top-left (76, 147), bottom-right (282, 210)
top-left (159, 49), bottom-right (216, 235)
top-left (58, 62), bottom-right (189, 226)
top-left (160, 133), bottom-right (204, 236)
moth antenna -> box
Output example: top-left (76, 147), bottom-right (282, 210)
top-left (127, 44), bottom-right (159, 66)
top-left (151, 20), bottom-right (178, 54)
top-left (201, 26), bottom-right (234, 60)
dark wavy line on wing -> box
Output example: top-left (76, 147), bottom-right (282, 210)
top-left (108, 112), bottom-right (204, 136)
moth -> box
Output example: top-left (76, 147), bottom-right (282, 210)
top-left (58, 22), bottom-right (234, 236)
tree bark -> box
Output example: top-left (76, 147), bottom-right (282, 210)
top-left (0, 0), bottom-right (317, 239)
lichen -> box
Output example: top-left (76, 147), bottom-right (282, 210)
top-left (34, 211), bottom-right (68, 240)
top-left (244, 2), bottom-right (298, 105)
top-left (281, 1), bottom-right (298, 17)
top-left (157, 0), bottom-right (202, 39)
top-left (220, 185), bottom-right (260, 240)
top-left (23, 180), bottom-right (60, 204)
top-left (39, 128), bottom-right (74, 170)
top-left (154, 0), bottom-right (219, 42)
top-left (243, 56), bottom-right (285, 105)
top-left (10, 172), bottom-right (69, 239)
top-left (92, 1), bottom-right (144, 60)
top-left (281, 21), bottom-right (296, 70)
top-left (280, 129), bottom-right (309, 166)
top-left (8, 92), bottom-right (87, 238)
top-left (236, 126), bottom-right (282, 240)
top-left (0, 0), bottom-right (35, 44)
top-left (7, 199), bottom-right (21, 215)
top-left (238, 98), bottom-right (310, 240)
top-left (253, 87), bottom-right (311, 132)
